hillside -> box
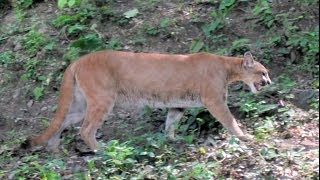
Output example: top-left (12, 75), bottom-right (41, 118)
top-left (0, 0), bottom-right (319, 179)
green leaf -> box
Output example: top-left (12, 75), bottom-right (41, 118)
top-left (53, 14), bottom-right (80, 28)
top-left (139, 151), bottom-right (148, 155)
top-left (219, 0), bottom-right (236, 10)
top-left (0, 51), bottom-right (14, 65)
top-left (44, 42), bottom-right (55, 50)
top-left (312, 79), bottom-right (319, 88)
top-left (37, 76), bottom-right (46, 81)
top-left (43, 170), bottom-right (60, 180)
top-left (210, 10), bottom-right (218, 18)
top-left (231, 38), bottom-right (250, 51)
top-left (202, 19), bottom-right (222, 36)
top-left (143, 105), bottom-right (153, 116)
top-left (33, 87), bottom-right (44, 100)
top-left (160, 18), bottom-right (171, 28)
top-left (71, 34), bottom-right (105, 51)
top-left (184, 135), bottom-right (194, 144)
top-left (190, 40), bottom-right (204, 53)
top-left (113, 159), bottom-right (122, 165)
top-left (68, 0), bottom-right (76, 7)
top-left (258, 104), bottom-right (278, 114)
top-left (107, 38), bottom-right (122, 50)
top-left (228, 135), bottom-right (239, 145)
top-left (148, 152), bottom-right (155, 158)
top-left (67, 24), bottom-right (86, 34)
top-left (123, 8), bottom-right (139, 18)
top-left (87, 160), bottom-right (95, 171)
top-left (58, 0), bottom-right (67, 9)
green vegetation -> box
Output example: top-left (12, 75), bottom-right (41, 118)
top-left (202, 0), bottom-right (236, 36)
top-left (12, 0), bottom-right (33, 21)
top-left (230, 38), bottom-right (251, 53)
top-left (190, 39), bottom-right (205, 53)
top-left (252, 0), bottom-right (275, 27)
top-left (0, 0), bottom-right (318, 179)
top-left (22, 28), bottom-right (53, 55)
top-left (135, 0), bottom-right (159, 11)
top-left (58, 0), bottom-right (82, 9)
top-left (286, 27), bottom-right (319, 72)
top-left (0, 51), bottom-right (15, 68)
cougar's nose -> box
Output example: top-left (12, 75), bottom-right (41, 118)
top-left (263, 74), bottom-right (272, 85)
top-left (267, 79), bottom-right (272, 85)
top-left (261, 80), bottom-right (267, 86)
top-left (266, 76), bottom-right (272, 85)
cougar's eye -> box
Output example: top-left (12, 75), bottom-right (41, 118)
top-left (262, 72), bottom-right (266, 76)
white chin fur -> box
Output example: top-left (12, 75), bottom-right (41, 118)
top-left (248, 83), bottom-right (258, 94)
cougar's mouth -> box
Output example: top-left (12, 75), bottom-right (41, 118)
top-left (248, 77), bottom-right (272, 94)
top-left (254, 82), bottom-right (262, 91)
top-left (248, 83), bottom-right (258, 94)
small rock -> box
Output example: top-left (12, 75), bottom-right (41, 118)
top-left (96, 131), bottom-right (103, 139)
top-left (279, 100), bottom-right (285, 106)
top-left (290, 50), bottom-right (297, 63)
top-left (204, 136), bottom-right (216, 146)
top-left (123, 45), bottom-right (130, 50)
top-left (27, 100), bottom-right (33, 108)
top-left (300, 139), bottom-right (318, 148)
top-left (15, 118), bottom-right (23, 123)
top-left (41, 107), bottom-right (48, 111)
top-left (118, 112), bottom-right (129, 119)
top-left (13, 89), bottom-right (21, 99)
top-left (13, 42), bottom-right (22, 51)
top-left (293, 89), bottom-right (318, 110)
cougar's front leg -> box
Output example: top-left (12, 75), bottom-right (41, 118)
top-left (202, 93), bottom-right (249, 141)
top-left (165, 108), bottom-right (184, 141)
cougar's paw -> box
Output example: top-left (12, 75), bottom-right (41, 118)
top-left (238, 134), bottom-right (254, 142)
top-left (74, 141), bottom-right (99, 156)
top-left (45, 146), bottom-right (60, 153)
top-left (165, 133), bottom-right (176, 142)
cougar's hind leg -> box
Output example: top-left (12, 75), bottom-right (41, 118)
top-left (75, 64), bottom-right (116, 151)
top-left (46, 85), bottom-right (86, 152)
top-left (80, 97), bottom-right (115, 152)
top-left (46, 113), bottom-right (84, 152)
top-left (165, 108), bottom-right (185, 141)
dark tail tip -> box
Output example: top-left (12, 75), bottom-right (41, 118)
top-left (20, 138), bottom-right (32, 149)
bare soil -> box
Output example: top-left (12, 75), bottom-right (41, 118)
top-left (0, 0), bottom-right (318, 179)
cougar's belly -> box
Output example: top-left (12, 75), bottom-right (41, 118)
top-left (114, 91), bottom-right (203, 108)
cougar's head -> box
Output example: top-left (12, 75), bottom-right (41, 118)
top-left (241, 52), bottom-right (272, 94)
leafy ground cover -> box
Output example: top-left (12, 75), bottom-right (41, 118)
top-left (0, 0), bottom-right (319, 179)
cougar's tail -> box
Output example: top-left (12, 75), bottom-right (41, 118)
top-left (21, 64), bottom-right (76, 149)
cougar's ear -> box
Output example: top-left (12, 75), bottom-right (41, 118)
top-left (243, 51), bottom-right (254, 69)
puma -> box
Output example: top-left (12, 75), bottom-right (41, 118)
top-left (21, 51), bottom-right (271, 152)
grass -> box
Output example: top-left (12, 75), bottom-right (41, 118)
top-left (0, 98), bottom-right (318, 179)
top-left (252, 0), bottom-right (275, 28)
top-left (202, 0), bottom-right (237, 37)
top-left (0, 0), bottom-right (318, 179)
top-left (22, 28), bottom-right (53, 56)
top-left (0, 51), bottom-right (15, 68)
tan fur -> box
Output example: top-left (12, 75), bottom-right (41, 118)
top-left (22, 51), bottom-right (271, 151)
